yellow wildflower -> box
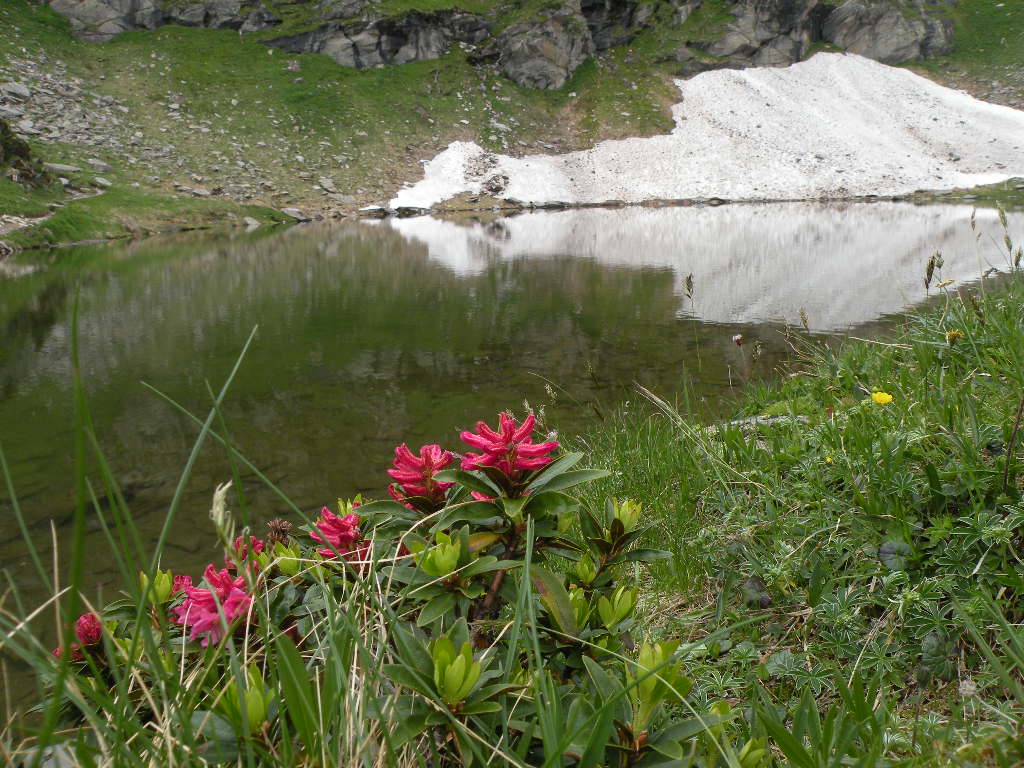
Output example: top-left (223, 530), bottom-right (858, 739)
top-left (825, 456), bottom-right (833, 464)
top-left (946, 329), bottom-right (964, 344)
top-left (871, 391), bottom-right (893, 405)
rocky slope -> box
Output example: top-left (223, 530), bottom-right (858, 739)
top-left (49, 0), bottom-right (956, 89)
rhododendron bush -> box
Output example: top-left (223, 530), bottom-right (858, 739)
top-left (41, 412), bottom-right (763, 767)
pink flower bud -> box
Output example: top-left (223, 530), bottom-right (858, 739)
top-left (74, 612), bottom-right (102, 646)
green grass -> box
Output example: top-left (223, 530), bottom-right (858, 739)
top-left (0, 177), bottom-right (63, 217)
top-left (5, 187), bottom-right (290, 249)
top-left (944, 0), bottom-right (1024, 69)
top-left (572, 227), bottom-right (1024, 756)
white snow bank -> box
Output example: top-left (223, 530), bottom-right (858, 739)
top-left (382, 203), bottom-right (1024, 331)
top-left (390, 53), bottom-right (1024, 209)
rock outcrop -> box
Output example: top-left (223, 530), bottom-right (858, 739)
top-left (702, 0), bottom-right (830, 67)
top-left (1, 117), bottom-right (50, 186)
top-left (497, 1), bottom-right (594, 90)
top-left (821, 0), bottom-right (954, 64)
top-left (269, 11), bottom-right (489, 69)
top-left (45, 0), bottom-right (960, 88)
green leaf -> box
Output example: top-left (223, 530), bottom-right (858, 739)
top-left (460, 700), bottom-right (502, 715)
top-left (526, 452), bottom-right (584, 490)
top-left (434, 470), bottom-right (501, 497)
top-left (382, 664), bottom-right (434, 697)
top-left (274, 636), bottom-right (318, 754)
top-left (758, 705), bottom-right (815, 768)
top-left (392, 622), bottom-right (434, 677)
top-left (190, 711), bottom-right (240, 764)
top-left (532, 469), bottom-right (609, 493)
top-left (582, 656), bottom-right (624, 702)
top-left (879, 540), bottom-right (911, 572)
top-left (579, 701), bottom-right (615, 768)
top-left (653, 712), bottom-right (734, 744)
top-left (647, 737), bottom-right (684, 760)
top-left (433, 502), bottom-right (502, 530)
top-left (529, 565), bottom-right (579, 636)
top-left (524, 490), bottom-right (577, 519)
top-left (417, 593), bottom-right (457, 627)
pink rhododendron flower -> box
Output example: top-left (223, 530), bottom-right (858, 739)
top-left (52, 643), bottom-right (83, 661)
top-left (461, 413), bottom-right (559, 477)
top-left (172, 574), bottom-right (193, 595)
top-left (75, 612), bottom-right (103, 646)
top-left (172, 564), bottom-right (251, 647)
top-left (387, 443), bottom-right (454, 507)
top-left (227, 536), bottom-right (265, 569)
top-left (310, 507), bottom-right (361, 558)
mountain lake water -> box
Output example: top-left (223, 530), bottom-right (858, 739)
top-left (1, 200), bottom-right (1022, 694)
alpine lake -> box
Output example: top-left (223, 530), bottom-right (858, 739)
top-left (2, 200), bottom-right (1023, 634)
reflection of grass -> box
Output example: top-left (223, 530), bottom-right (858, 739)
top-left (576, 229), bottom-right (1024, 757)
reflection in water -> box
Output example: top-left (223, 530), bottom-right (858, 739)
top-left (0, 202), bottom-right (1019, 663)
top-left (382, 202), bottom-right (1024, 331)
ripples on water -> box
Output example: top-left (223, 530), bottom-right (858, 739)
top-left (1, 201), bottom-right (1021, 611)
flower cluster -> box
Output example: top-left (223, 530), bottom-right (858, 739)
top-left (228, 535), bottom-right (265, 569)
top-left (387, 443), bottom-right (454, 508)
top-left (172, 565), bottom-right (252, 647)
top-left (460, 412), bottom-right (559, 478)
top-left (311, 506), bottom-right (361, 557)
top-left (53, 612), bottom-right (103, 660)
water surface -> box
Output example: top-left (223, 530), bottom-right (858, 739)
top-left (1, 201), bottom-right (1021, 612)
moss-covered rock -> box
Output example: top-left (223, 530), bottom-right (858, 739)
top-left (0, 117), bottom-right (51, 187)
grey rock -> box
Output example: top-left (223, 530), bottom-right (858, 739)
top-left (85, 157), bottom-right (111, 171)
top-left (498, 1), bottom-right (593, 90)
top-left (43, 162), bottom-right (83, 173)
top-left (280, 207), bottom-right (309, 220)
top-left (93, 176), bottom-right (112, 187)
top-left (822, 0), bottom-right (954, 64)
top-left (704, 0), bottom-right (821, 66)
top-left (277, 11), bottom-right (488, 69)
top-left (0, 82), bottom-right (32, 101)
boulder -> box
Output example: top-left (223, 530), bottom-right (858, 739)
top-left (0, 82), bottom-right (32, 101)
top-left (498, 1), bottom-right (594, 90)
top-left (703, 0), bottom-right (825, 67)
top-left (1, 118), bottom-right (51, 186)
top-left (822, 0), bottom-right (954, 64)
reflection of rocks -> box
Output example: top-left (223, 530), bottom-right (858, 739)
top-left (383, 203), bottom-right (1024, 331)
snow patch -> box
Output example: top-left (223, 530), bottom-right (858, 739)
top-left (390, 53), bottom-right (1024, 209)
